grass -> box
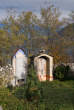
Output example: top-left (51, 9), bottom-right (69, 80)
top-left (0, 88), bottom-right (25, 110)
top-left (39, 80), bottom-right (74, 110)
top-left (0, 80), bottom-right (74, 110)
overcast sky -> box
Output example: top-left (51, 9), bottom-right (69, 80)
top-left (0, 0), bottom-right (74, 20)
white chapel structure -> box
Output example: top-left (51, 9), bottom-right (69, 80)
top-left (11, 49), bottom-right (28, 86)
top-left (34, 54), bottom-right (53, 81)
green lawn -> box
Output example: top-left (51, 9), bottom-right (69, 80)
top-left (0, 80), bottom-right (74, 110)
top-left (37, 80), bottom-right (74, 110)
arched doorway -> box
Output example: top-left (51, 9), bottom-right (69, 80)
top-left (34, 54), bottom-right (53, 81)
top-left (12, 49), bottom-right (28, 86)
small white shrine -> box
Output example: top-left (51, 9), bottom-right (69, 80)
top-left (12, 49), bottom-right (28, 86)
top-left (34, 54), bottom-right (53, 81)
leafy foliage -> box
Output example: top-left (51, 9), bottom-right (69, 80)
top-left (0, 4), bottom-right (72, 65)
top-left (14, 63), bottom-right (41, 104)
top-left (54, 64), bottom-right (71, 80)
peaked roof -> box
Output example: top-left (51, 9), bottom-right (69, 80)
top-left (15, 49), bottom-right (25, 55)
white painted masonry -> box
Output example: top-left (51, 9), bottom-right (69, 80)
top-left (12, 49), bottom-right (28, 86)
top-left (34, 54), bottom-right (53, 81)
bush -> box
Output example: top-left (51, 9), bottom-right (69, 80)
top-left (14, 64), bottom-right (41, 103)
top-left (14, 86), bottom-right (26, 99)
top-left (54, 64), bottom-right (71, 80)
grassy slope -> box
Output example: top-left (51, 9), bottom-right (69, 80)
top-left (0, 80), bottom-right (74, 110)
top-left (39, 80), bottom-right (74, 110)
top-left (0, 88), bottom-right (25, 110)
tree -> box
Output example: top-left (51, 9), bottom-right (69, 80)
top-left (39, 4), bottom-right (69, 64)
top-left (40, 4), bottom-right (62, 36)
top-left (0, 6), bottom-right (72, 65)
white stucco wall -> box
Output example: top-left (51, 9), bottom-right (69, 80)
top-left (34, 54), bottom-right (53, 81)
top-left (37, 58), bottom-right (47, 81)
top-left (12, 49), bottom-right (28, 86)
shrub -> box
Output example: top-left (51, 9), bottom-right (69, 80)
top-left (53, 64), bottom-right (71, 80)
top-left (14, 86), bottom-right (27, 100)
top-left (14, 64), bottom-right (41, 103)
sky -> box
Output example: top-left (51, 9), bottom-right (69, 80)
top-left (0, 0), bottom-right (74, 20)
